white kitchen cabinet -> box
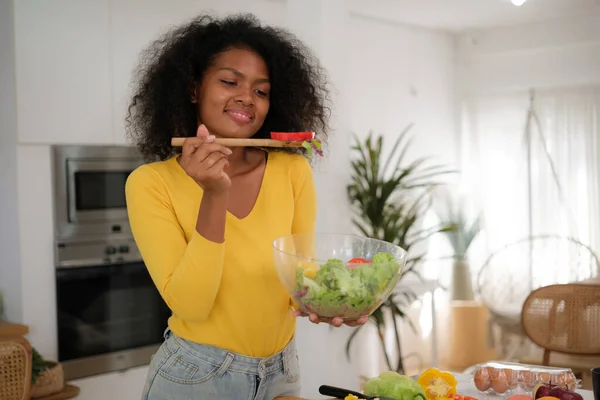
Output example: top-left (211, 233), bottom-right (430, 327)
top-left (110, 0), bottom-right (221, 145)
top-left (109, 0), bottom-right (286, 145)
top-left (71, 365), bottom-right (149, 400)
top-left (14, 0), bottom-right (113, 145)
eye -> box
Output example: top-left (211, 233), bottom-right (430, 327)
top-left (255, 89), bottom-right (269, 97)
top-left (220, 80), bottom-right (236, 86)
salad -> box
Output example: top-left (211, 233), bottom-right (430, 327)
top-left (293, 252), bottom-right (400, 318)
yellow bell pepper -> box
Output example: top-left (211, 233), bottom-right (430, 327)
top-left (417, 368), bottom-right (458, 400)
top-left (299, 261), bottom-right (319, 278)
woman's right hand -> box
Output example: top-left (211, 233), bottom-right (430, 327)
top-left (179, 124), bottom-right (233, 193)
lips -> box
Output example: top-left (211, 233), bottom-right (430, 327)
top-left (225, 109), bottom-right (253, 124)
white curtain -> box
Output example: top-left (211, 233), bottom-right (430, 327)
top-left (461, 87), bottom-right (600, 290)
top-left (389, 87), bottom-right (600, 372)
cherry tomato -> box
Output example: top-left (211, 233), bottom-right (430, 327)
top-left (347, 258), bottom-right (370, 264)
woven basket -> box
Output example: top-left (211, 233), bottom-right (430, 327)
top-left (30, 361), bottom-right (65, 398)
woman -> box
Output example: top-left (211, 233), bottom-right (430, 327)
top-left (125, 13), bottom-right (367, 400)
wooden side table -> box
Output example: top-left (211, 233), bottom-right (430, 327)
top-left (0, 321), bottom-right (29, 337)
top-left (447, 301), bottom-right (498, 370)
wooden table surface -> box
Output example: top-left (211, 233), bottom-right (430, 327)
top-left (0, 321), bottom-right (29, 336)
top-left (35, 384), bottom-right (80, 400)
top-left (578, 275), bottom-right (600, 285)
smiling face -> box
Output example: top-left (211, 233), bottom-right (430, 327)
top-left (195, 47), bottom-right (271, 138)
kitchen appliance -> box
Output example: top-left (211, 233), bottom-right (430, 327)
top-left (52, 145), bottom-right (171, 380)
top-left (52, 145), bottom-right (144, 242)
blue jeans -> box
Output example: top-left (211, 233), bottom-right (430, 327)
top-left (142, 329), bottom-right (301, 400)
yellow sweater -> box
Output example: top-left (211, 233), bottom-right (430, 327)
top-left (125, 151), bottom-right (316, 357)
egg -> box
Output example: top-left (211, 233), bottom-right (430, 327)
top-left (491, 376), bottom-right (509, 394)
top-left (474, 368), bottom-right (491, 392)
top-left (550, 372), bottom-right (565, 387)
top-left (538, 372), bottom-right (551, 384)
top-left (565, 372), bottom-right (577, 391)
top-left (502, 368), bottom-right (518, 389)
top-left (520, 370), bottom-right (534, 389)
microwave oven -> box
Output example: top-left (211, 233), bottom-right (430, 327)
top-left (52, 145), bottom-right (145, 242)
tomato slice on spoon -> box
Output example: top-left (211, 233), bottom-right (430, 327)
top-left (270, 132), bottom-right (315, 141)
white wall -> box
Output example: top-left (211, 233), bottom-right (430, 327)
top-left (456, 13), bottom-right (600, 95)
top-left (348, 14), bottom-right (459, 168)
top-left (5, 1), bottom-right (458, 399)
top-left (0, 0), bottom-right (22, 322)
top-left (345, 13), bottom-right (458, 376)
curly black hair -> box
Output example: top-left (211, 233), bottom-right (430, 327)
top-left (126, 13), bottom-right (331, 161)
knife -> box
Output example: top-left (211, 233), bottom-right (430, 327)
top-left (318, 384), bottom-right (396, 400)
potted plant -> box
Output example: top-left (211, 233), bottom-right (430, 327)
top-left (434, 192), bottom-right (482, 301)
top-left (345, 124), bottom-right (455, 374)
top-left (30, 347), bottom-right (65, 398)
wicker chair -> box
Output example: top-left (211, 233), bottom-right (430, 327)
top-left (522, 283), bottom-right (600, 366)
top-left (476, 235), bottom-right (600, 358)
top-left (0, 336), bottom-right (32, 400)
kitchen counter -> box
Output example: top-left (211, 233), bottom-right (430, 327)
top-left (275, 373), bottom-right (596, 400)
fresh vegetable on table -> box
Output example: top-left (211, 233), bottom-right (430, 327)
top-left (533, 383), bottom-right (583, 400)
top-left (417, 368), bottom-right (458, 400)
top-left (447, 394), bottom-right (478, 400)
top-left (344, 395), bottom-right (361, 400)
top-left (508, 395), bottom-right (533, 400)
top-left (364, 371), bottom-right (427, 400)
top-left (293, 252), bottom-right (400, 318)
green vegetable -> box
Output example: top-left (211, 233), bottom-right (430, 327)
top-left (364, 371), bottom-right (427, 400)
top-left (293, 251), bottom-right (400, 318)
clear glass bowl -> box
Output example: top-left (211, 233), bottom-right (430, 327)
top-left (273, 233), bottom-right (407, 321)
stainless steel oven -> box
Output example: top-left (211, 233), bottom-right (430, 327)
top-left (51, 145), bottom-right (171, 380)
top-left (55, 240), bottom-right (171, 380)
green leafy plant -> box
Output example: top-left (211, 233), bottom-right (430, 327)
top-left (345, 124), bottom-right (455, 374)
top-left (435, 193), bottom-right (482, 261)
top-left (31, 347), bottom-right (50, 384)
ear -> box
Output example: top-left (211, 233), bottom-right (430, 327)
top-left (191, 85), bottom-right (198, 103)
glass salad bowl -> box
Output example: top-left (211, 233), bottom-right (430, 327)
top-left (273, 233), bottom-right (407, 321)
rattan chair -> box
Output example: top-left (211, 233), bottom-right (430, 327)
top-left (522, 283), bottom-right (600, 365)
top-left (0, 335), bottom-right (32, 400)
top-left (476, 235), bottom-right (600, 358)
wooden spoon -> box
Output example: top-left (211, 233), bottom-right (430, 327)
top-left (170, 137), bottom-right (306, 148)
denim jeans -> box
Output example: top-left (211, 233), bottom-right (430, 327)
top-left (141, 329), bottom-right (301, 400)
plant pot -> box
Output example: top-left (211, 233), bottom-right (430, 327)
top-left (450, 259), bottom-right (475, 301)
top-left (30, 361), bottom-right (65, 398)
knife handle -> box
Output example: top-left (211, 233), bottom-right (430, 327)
top-left (319, 385), bottom-right (366, 399)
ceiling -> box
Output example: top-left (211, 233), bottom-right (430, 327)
top-left (347, 0), bottom-right (600, 32)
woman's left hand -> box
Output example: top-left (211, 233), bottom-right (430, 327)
top-left (292, 310), bottom-right (368, 327)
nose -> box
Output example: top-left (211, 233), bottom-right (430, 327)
top-left (233, 86), bottom-right (254, 106)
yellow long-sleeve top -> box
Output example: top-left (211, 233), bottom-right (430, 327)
top-left (125, 151), bottom-right (317, 357)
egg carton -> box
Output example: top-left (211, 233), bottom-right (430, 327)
top-left (470, 361), bottom-right (581, 396)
